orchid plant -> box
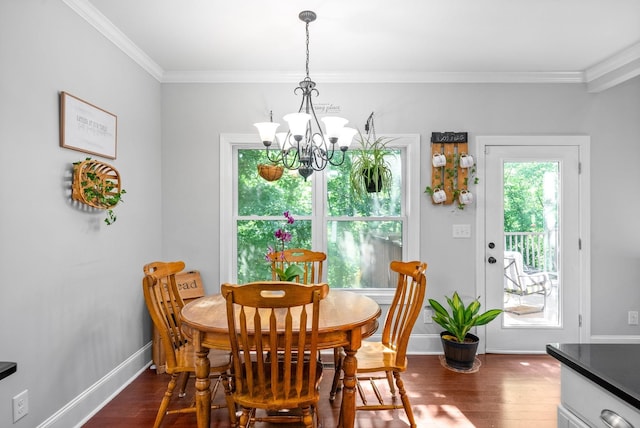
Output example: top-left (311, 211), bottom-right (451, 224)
top-left (265, 211), bottom-right (305, 281)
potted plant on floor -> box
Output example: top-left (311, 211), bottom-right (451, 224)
top-left (428, 292), bottom-right (502, 370)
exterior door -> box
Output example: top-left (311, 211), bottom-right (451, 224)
top-left (480, 137), bottom-right (587, 353)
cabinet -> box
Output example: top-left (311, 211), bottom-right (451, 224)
top-left (557, 404), bottom-right (590, 428)
top-left (150, 270), bottom-right (204, 374)
top-left (561, 366), bottom-right (639, 428)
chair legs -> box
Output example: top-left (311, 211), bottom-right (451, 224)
top-left (153, 372), bottom-right (179, 428)
top-left (177, 372), bottom-right (189, 397)
top-left (393, 371), bottom-right (416, 428)
top-left (235, 406), bottom-right (318, 428)
top-left (331, 358), bottom-right (395, 402)
top-left (153, 372), bottom-right (235, 428)
top-left (221, 374), bottom-right (238, 426)
top-left (352, 371), bottom-right (416, 428)
top-left (329, 348), bottom-right (343, 402)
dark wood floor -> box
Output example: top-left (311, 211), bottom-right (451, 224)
top-left (83, 354), bottom-right (560, 427)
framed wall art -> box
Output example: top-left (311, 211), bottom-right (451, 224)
top-left (60, 91), bottom-right (117, 159)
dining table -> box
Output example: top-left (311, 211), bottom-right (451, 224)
top-left (180, 288), bottom-right (381, 428)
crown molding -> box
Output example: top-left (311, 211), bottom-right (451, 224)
top-left (62, 0), bottom-right (164, 81)
top-left (161, 70), bottom-right (585, 84)
top-left (585, 41), bottom-right (640, 81)
top-left (65, 0), bottom-right (637, 91)
top-left (585, 41), bottom-right (640, 93)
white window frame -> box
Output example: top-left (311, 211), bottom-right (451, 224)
top-left (219, 133), bottom-right (421, 302)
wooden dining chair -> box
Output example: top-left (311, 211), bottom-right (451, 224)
top-left (142, 261), bottom-right (236, 428)
top-left (268, 248), bottom-right (326, 283)
top-left (330, 260), bottom-right (427, 428)
top-left (221, 281), bottom-right (330, 428)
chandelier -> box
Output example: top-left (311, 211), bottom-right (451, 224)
top-left (254, 11), bottom-right (356, 180)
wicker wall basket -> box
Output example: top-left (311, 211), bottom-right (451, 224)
top-left (72, 159), bottom-right (122, 209)
top-left (257, 164), bottom-right (284, 182)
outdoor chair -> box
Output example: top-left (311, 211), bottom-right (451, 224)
top-left (503, 250), bottom-right (551, 313)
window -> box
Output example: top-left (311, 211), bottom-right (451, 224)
top-left (220, 133), bottom-right (420, 292)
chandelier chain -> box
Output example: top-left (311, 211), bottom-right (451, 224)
top-left (254, 10), bottom-right (354, 180)
top-left (305, 21), bottom-right (310, 78)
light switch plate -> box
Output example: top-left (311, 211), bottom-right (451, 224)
top-left (452, 224), bottom-right (471, 238)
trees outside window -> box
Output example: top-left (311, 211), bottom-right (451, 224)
top-left (221, 134), bottom-right (420, 289)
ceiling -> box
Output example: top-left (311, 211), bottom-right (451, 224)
top-left (68, 0), bottom-right (640, 91)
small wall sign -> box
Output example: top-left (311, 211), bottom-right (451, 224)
top-left (60, 91), bottom-right (118, 159)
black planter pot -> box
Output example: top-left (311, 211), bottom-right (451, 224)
top-left (440, 331), bottom-right (479, 370)
top-left (363, 169), bottom-right (383, 193)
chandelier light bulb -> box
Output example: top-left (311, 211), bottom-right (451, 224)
top-left (283, 113), bottom-right (311, 140)
top-left (338, 127), bottom-right (357, 150)
top-left (320, 117), bottom-right (348, 143)
top-left (254, 122), bottom-right (279, 145)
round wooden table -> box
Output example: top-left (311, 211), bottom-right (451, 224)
top-left (181, 289), bottom-right (381, 428)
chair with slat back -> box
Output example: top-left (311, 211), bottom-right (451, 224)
top-left (142, 261), bottom-right (236, 427)
top-left (268, 248), bottom-right (338, 377)
top-left (221, 281), bottom-right (330, 428)
top-left (330, 260), bottom-right (427, 428)
top-left (268, 248), bottom-right (326, 284)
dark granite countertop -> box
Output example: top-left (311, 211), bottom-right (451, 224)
top-left (0, 362), bottom-right (17, 381)
top-left (547, 343), bottom-right (640, 410)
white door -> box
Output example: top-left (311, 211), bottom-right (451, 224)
top-left (480, 137), bottom-right (587, 353)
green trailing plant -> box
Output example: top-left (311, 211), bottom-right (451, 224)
top-left (73, 158), bottom-right (126, 225)
top-left (424, 153), bottom-right (479, 209)
top-left (349, 130), bottom-right (396, 199)
top-left (428, 291), bottom-right (502, 343)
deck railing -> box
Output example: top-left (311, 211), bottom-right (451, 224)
top-left (504, 231), bottom-right (558, 273)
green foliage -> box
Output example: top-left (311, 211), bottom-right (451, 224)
top-left (273, 264), bottom-right (305, 281)
top-left (503, 162), bottom-right (557, 233)
top-left (424, 153), bottom-right (478, 210)
top-left (428, 292), bottom-right (502, 343)
top-left (235, 148), bottom-right (403, 287)
top-left (349, 132), bottom-right (396, 200)
top-left (73, 158), bottom-right (126, 225)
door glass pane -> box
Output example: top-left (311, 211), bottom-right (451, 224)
top-left (503, 162), bottom-right (560, 327)
top-left (327, 220), bottom-right (402, 288)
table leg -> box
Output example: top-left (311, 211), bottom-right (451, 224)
top-left (194, 333), bottom-right (211, 428)
top-left (339, 347), bottom-right (357, 428)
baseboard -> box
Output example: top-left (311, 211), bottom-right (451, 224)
top-left (590, 334), bottom-right (640, 343)
top-left (37, 343), bottom-right (152, 428)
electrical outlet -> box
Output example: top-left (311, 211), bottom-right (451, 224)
top-left (629, 311), bottom-right (639, 325)
top-left (424, 307), bottom-right (433, 324)
top-left (12, 390), bottom-right (28, 422)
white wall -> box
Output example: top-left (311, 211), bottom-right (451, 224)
top-left (0, 1), bottom-right (162, 427)
top-left (160, 79), bottom-right (640, 341)
top-left (1, 0), bottom-right (639, 426)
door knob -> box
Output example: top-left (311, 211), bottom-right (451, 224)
top-left (488, 256), bottom-right (497, 264)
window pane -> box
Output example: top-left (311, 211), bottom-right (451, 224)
top-left (327, 149), bottom-right (402, 217)
top-left (238, 149), bottom-right (312, 216)
top-left (327, 220), bottom-right (402, 288)
top-left (237, 219), bottom-right (312, 283)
